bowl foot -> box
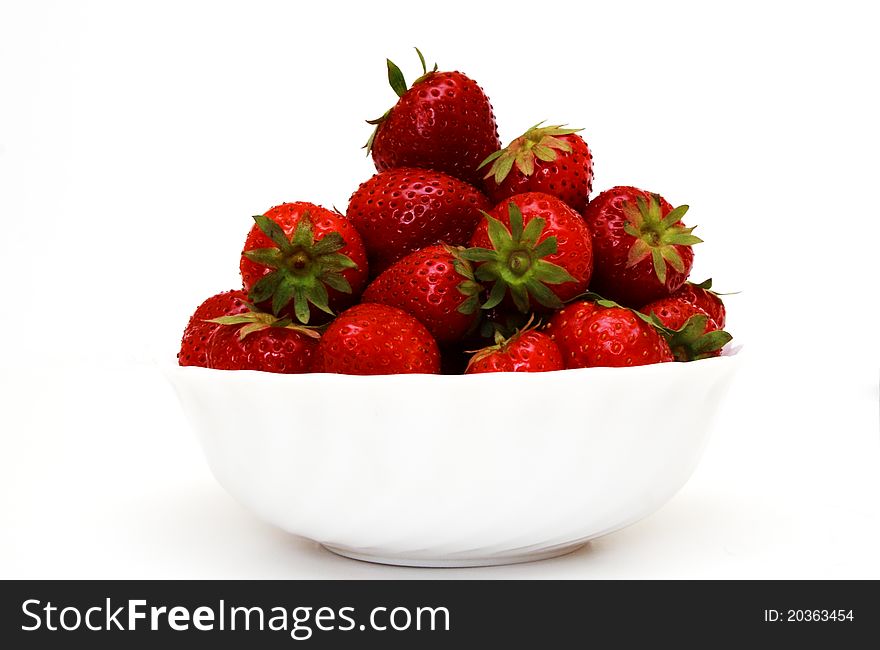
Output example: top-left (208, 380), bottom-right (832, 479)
top-left (320, 542), bottom-right (588, 568)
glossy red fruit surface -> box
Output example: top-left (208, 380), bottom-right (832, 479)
top-left (206, 324), bottom-right (318, 373)
top-left (582, 186), bottom-right (697, 307)
top-left (641, 296), bottom-right (719, 333)
top-left (672, 281), bottom-right (726, 328)
top-left (361, 244), bottom-right (480, 343)
top-left (369, 68), bottom-right (500, 187)
top-left (313, 303), bottom-right (441, 375)
top-left (482, 127), bottom-right (594, 213)
top-left (347, 168), bottom-right (489, 274)
top-left (466, 330), bottom-right (563, 374)
top-left (543, 300), bottom-right (602, 364)
top-left (240, 202), bottom-right (368, 323)
top-left (178, 290), bottom-right (250, 367)
top-left (547, 305), bottom-right (672, 368)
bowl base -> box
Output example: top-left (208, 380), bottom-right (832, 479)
top-left (320, 542), bottom-right (588, 568)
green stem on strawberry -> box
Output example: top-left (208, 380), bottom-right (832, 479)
top-left (363, 47), bottom-right (437, 152)
top-left (622, 194), bottom-right (702, 284)
top-left (658, 314), bottom-right (731, 361)
top-left (207, 304), bottom-right (323, 341)
top-left (460, 202), bottom-right (576, 313)
top-left (444, 244), bottom-right (482, 315)
top-left (386, 58), bottom-right (408, 97)
top-left (478, 123), bottom-right (583, 184)
top-left (243, 212), bottom-right (358, 324)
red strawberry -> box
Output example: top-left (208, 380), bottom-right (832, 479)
top-left (364, 49), bottom-right (500, 186)
top-left (178, 290), bottom-right (250, 367)
top-left (672, 279), bottom-right (726, 328)
top-left (347, 167), bottom-right (490, 274)
top-left (361, 244), bottom-right (481, 343)
top-left (541, 300), bottom-right (602, 365)
top-left (240, 202), bottom-right (368, 324)
top-left (641, 295), bottom-right (731, 361)
top-left (546, 303), bottom-right (672, 368)
top-left (313, 303), bottom-right (440, 375)
top-left (465, 327), bottom-right (563, 374)
top-left (205, 311), bottom-right (320, 373)
top-left (582, 186), bottom-right (700, 307)
top-left (642, 295), bottom-right (718, 332)
top-left (480, 124), bottom-right (594, 213)
top-left (443, 306), bottom-right (533, 375)
top-left (463, 192), bottom-right (593, 312)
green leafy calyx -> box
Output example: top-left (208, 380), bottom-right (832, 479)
top-left (648, 311), bottom-right (732, 361)
top-left (622, 194), bottom-right (702, 284)
top-left (207, 304), bottom-right (322, 341)
top-left (459, 202), bottom-right (576, 313)
top-left (243, 213), bottom-right (357, 324)
top-left (477, 122), bottom-right (582, 185)
top-left (443, 244), bottom-right (483, 316)
top-left (363, 47), bottom-right (438, 153)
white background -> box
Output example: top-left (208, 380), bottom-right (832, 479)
top-left (1, 0), bottom-right (878, 578)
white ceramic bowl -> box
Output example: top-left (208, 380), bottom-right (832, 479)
top-left (164, 349), bottom-right (740, 567)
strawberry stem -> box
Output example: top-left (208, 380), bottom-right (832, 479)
top-left (478, 123), bottom-right (583, 185)
top-left (208, 305), bottom-right (323, 341)
top-left (622, 194), bottom-right (701, 284)
top-left (460, 202), bottom-right (576, 313)
top-left (243, 212), bottom-right (358, 324)
top-left (363, 48), bottom-right (438, 154)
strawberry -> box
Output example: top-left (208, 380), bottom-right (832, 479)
top-left (205, 311), bottom-right (320, 373)
top-left (465, 326), bottom-right (563, 374)
top-left (240, 202), bottom-right (368, 324)
top-left (546, 302), bottom-right (673, 368)
top-left (178, 290), bottom-right (250, 367)
top-left (582, 186), bottom-right (700, 307)
top-left (641, 295), bottom-right (731, 361)
top-left (439, 306), bottom-right (532, 376)
top-left (463, 192), bottom-right (593, 312)
top-left (312, 303), bottom-right (440, 375)
top-left (347, 167), bottom-right (490, 274)
top-left (672, 279), bottom-right (726, 328)
top-left (361, 244), bottom-right (481, 343)
top-left (364, 49), bottom-right (500, 186)
top-left (642, 295), bottom-right (718, 332)
top-left (480, 123), bottom-right (594, 213)
top-left (541, 300), bottom-right (602, 365)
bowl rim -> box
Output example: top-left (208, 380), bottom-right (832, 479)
top-left (159, 344), bottom-right (742, 382)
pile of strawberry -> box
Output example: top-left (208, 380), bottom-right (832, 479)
top-left (179, 50), bottom-right (732, 375)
